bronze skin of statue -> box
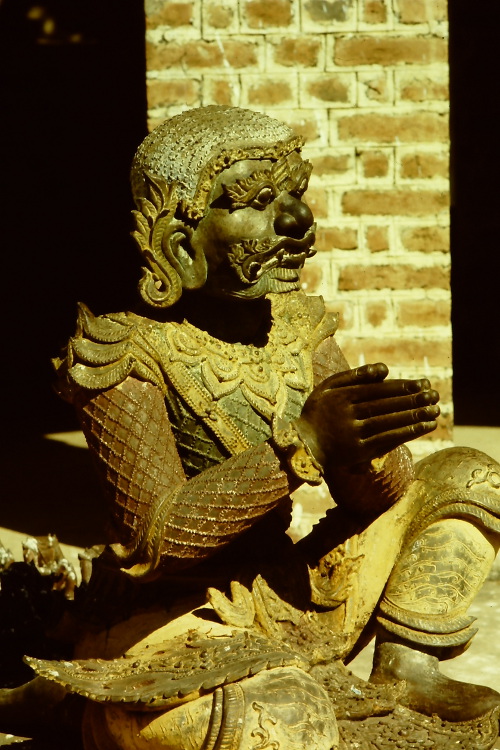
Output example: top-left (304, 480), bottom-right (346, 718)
top-left (1, 106), bottom-right (499, 749)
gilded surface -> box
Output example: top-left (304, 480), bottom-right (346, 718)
top-left (1, 106), bottom-right (500, 749)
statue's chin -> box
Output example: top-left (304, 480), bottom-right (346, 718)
top-left (217, 268), bottom-right (302, 299)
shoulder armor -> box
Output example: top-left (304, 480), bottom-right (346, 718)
top-left (306, 295), bottom-right (339, 350)
top-left (53, 303), bottom-right (166, 401)
top-left (269, 291), bottom-right (338, 350)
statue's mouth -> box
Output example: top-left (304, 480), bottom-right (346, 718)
top-left (228, 225), bottom-right (316, 284)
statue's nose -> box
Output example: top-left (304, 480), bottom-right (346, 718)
top-left (274, 194), bottom-right (314, 239)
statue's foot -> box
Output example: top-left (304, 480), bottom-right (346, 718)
top-left (370, 641), bottom-right (500, 722)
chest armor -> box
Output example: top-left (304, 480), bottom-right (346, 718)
top-left (157, 313), bottom-right (312, 477)
top-left (58, 291), bottom-right (337, 479)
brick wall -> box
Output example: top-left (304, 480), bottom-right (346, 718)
top-left (144, 0), bottom-right (451, 457)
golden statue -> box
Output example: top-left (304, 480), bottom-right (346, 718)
top-left (1, 106), bottom-right (499, 749)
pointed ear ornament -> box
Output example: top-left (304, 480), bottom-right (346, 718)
top-left (132, 172), bottom-right (184, 309)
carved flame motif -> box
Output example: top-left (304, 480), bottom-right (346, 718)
top-left (132, 171), bottom-right (185, 309)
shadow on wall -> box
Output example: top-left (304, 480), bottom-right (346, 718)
top-left (0, 0), bottom-right (148, 436)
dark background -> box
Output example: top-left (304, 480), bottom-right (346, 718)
top-left (448, 3), bottom-right (500, 425)
top-left (0, 0), bottom-right (148, 437)
top-left (0, 0), bottom-right (499, 437)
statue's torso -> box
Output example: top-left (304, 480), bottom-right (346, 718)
top-left (59, 291), bottom-right (338, 480)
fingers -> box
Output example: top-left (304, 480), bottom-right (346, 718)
top-left (358, 404), bottom-right (440, 440)
top-left (360, 417), bottom-right (438, 458)
top-left (354, 388), bottom-right (440, 419)
top-left (316, 365), bottom-right (436, 406)
top-left (317, 362), bottom-right (389, 392)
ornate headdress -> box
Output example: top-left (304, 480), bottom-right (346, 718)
top-left (131, 105), bottom-right (303, 221)
top-left (130, 106), bottom-right (303, 309)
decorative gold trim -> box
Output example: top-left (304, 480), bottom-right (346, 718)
top-left (183, 136), bottom-right (305, 221)
top-left (132, 171), bottom-right (183, 309)
top-left (272, 416), bottom-right (322, 486)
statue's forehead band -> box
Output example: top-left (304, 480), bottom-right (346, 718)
top-left (178, 135), bottom-right (304, 222)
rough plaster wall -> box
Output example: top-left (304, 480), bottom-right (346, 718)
top-left (143, 0), bottom-right (451, 467)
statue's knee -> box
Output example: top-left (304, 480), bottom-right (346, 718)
top-left (82, 667), bottom-right (339, 750)
top-left (415, 447), bottom-right (500, 532)
top-left (415, 446), bottom-right (500, 497)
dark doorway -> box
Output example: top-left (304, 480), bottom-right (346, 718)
top-left (449, 2), bottom-right (500, 426)
top-left (0, 0), bottom-right (147, 436)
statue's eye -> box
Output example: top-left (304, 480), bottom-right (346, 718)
top-left (250, 185), bottom-right (276, 210)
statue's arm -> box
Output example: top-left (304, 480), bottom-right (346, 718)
top-left (306, 336), bottom-right (439, 518)
top-left (76, 376), bottom-right (294, 577)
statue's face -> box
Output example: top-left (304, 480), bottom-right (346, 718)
top-left (190, 151), bottom-right (316, 299)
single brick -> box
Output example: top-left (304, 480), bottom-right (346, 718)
top-left (334, 36), bottom-right (447, 66)
top-left (366, 225), bottom-right (389, 251)
top-left (272, 37), bottom-right (321, 67)
top-left (203, 77), bottom-right (239, 107)
top-left (205, 4), bottom-right (234, 29)
top-left (316, 227), bottom-right (358, 251)
top-left (400, 153), bottom-right (449, 179)
top-left (311, 153), bottom-right (351, 175)
top-left (222, 40), bottom-right (259, 68)
top-left (340, 337), bottom-right (452, 368)
top-left (247, 78), bottom-right (293, 105)
top-left (287, 115), bottom-right (320, 142)
top-left (396, 0), bottom-right (427, 23)
top-left (183, 40), bottom-right (223, 68)
top-left (146, 2), bottom-right (193, 28)
top-left (304, 0), bottom-right (353, 22)
top-left (147, 79), bottom-right (200, 108)
top-left (397, 0), bottom-right (447, 23)
top-left (342, 189), bottom-right (449, 216)
top-left (275, 111), bottom-right (325, 143)
top-left (304, 187), bottom-right (328, 218)
top-left (366, 301), bottom-right (389, 326)
top-left (244, 0), bottom-right (293, 27)
top-left (306, 74), bottom-right (350, 103)
top-left (399, 76), bottom-right (449, 102)
top-left (338, 112), bottom-right (449, 143)
top-left (146, 41), bottom-right (184, 70)
top-left (363, 0), bottom-right (387, 23)
top-left (300, 263), bottom-right (322, 293)
top-left (359, 74), bottom-right (390, 102)
top-left (400, 226), bottom-right (449, 252)
top-left (397, 299), bottom-right (451, 327)
top-left (338, 264), bottom-right (450, 290)
top-left (271, 109), bottom-right (330, 146)
top-left (359, 150), bottom-right (389, 178)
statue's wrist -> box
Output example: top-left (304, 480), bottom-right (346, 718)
top-left (272, 416), bottom-right (323, 485)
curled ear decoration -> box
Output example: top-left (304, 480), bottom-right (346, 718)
top-left (164, 226), bottom-right (208, 291)
top-left (132, 171), bottom-right (183, 309)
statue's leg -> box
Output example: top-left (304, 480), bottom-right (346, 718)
top-left (81, 667), bottom-right (339, 750)
top-left (370, 447), bottom-right (500, 721)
